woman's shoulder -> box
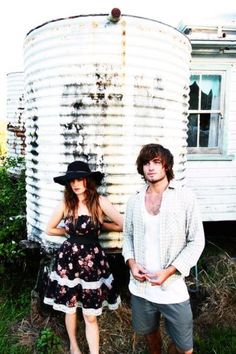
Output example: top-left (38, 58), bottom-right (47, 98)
top-left (56, 199), bottom-right (68, 217)
top-left (98, 194), bottom-right (110, 207)
top-left (98, 194), bottom-right (105, 201)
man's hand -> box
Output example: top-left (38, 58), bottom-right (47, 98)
top-left (128, 259), bottom-right (147, 282)
top-left (145, 266), bottom-right (177, 286)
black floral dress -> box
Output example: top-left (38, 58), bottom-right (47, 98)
top-left (44, 215), bottom-right (120, 315)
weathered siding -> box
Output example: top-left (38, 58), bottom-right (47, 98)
top-left (186, 58), bottom-right (236, 221)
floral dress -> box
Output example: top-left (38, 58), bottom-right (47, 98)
top-left (44, 215), bottom-right (120, 315)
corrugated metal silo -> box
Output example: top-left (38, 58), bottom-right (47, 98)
top-left (24, 12), bottom-right (191, 251)
top-left (6, 72), bottom-right (26, 157)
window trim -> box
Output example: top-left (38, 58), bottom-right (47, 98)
top-left (187, 69), bottom-right (226, 154)
top-left (187, 154), bottom-right (234, 161)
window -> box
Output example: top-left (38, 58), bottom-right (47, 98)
top-left (187, 72), bottom-right (224, 154)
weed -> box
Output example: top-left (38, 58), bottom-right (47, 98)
top-left (193, 251), bottom-right (236, 354)
top-left (196, 254), bottom-right (236, 327)
top-left (0, 285), bottom-right (32, 354)
top-left (0, 156), bottom-right (26, 267)
top-left (194, 326), bottom-right (236, 354)
top-left (36, 327), bottom-right (63, 354)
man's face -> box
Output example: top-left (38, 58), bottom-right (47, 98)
top-left (143, 157), bottom-right (166, 184)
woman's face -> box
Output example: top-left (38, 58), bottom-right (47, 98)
top-left (69, 178), bottom-right (86, 196)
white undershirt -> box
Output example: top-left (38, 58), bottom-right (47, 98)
top-left (144, 210), bottom-right (162, 273)
top-left (129, 202), bottom-right (189, 304)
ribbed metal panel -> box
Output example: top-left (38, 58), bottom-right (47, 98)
top-left (24, 14), bottom-right (191, 251)
top-left (6, 72), bottom-right (26, 157)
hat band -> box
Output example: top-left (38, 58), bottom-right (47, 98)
top-left (67, 170), bottom-right (90, 174)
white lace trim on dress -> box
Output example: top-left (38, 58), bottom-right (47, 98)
top-left (49, 271), bottom-right (114, 289)
top-left (44, 296), bottom-right (121, 315)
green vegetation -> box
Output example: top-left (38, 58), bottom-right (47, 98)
top-left (36, 327), bottom-right (63, 354)
top-left (195, 326), bottom-right (236, 354)
top-left (0, 156), bottom-right (26, 270)
top-left (192, 246), bottom-right (236, 354)
top-left (0, 280), bottom-right (32, 354)
top-left (0, 156), bottom-right (30, 353)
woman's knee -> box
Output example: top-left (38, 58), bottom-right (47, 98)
top-left (66, 312), bottom-right (77, 318)
top-left (83, 314), bottom-right (97, 324)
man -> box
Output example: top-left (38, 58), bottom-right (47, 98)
top-left (122, 143), bottom-right (205, 354)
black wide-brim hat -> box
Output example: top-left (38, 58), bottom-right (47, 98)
top-left (53, 161), bottom-right (104, 186)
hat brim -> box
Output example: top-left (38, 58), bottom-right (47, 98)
top-left (53, 171), bottom-right (104, 186)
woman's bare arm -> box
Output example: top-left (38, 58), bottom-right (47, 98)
top-left (46, 200), bottom-right (66, 236)
top-left (99, 195), bottom-right (123, 232)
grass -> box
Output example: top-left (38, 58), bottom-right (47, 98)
top-left (15, 296), bottom-right (149, 353)
top-left (191, 243), bottom-right (236, 354)
top-left (0, 242), bottom-right (235, 353)
top-left (194, 326), bottom-right (236, 354)
top-left (0, 284), bottom-right (32, 353)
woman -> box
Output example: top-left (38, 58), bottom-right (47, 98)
top-left (44, 160), bottom-right (123, 354)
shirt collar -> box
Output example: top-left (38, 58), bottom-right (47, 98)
top-left (168, 180), bottom-right (177, 189)
top-left (137, 179), bottom-right (177, 195)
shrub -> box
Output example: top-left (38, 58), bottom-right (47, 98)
top-left (36, 327), bottom-right (63, 354)
top-left (0, 156), bottom-right (26, 267)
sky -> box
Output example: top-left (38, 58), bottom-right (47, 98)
top-left (0, 0), bottom-right (235, 121)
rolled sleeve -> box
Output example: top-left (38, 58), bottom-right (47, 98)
top-left (122, 195), bottom-right (135, 263)
top-left (171, 191), bottom-right (205, 276)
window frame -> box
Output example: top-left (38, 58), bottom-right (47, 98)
top-left (187, 69), bottom-right (226, 155)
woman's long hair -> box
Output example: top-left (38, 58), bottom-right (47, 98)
top-left (63, 177), bottom-right (103, 224)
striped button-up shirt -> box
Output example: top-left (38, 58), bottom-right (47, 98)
top-left (122, 181), bottom-right (205, 293)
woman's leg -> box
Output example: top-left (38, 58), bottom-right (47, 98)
top-left (83, 313), bottom-right (99, 354)
top-left (65, 312), bottom-right (82, 354)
